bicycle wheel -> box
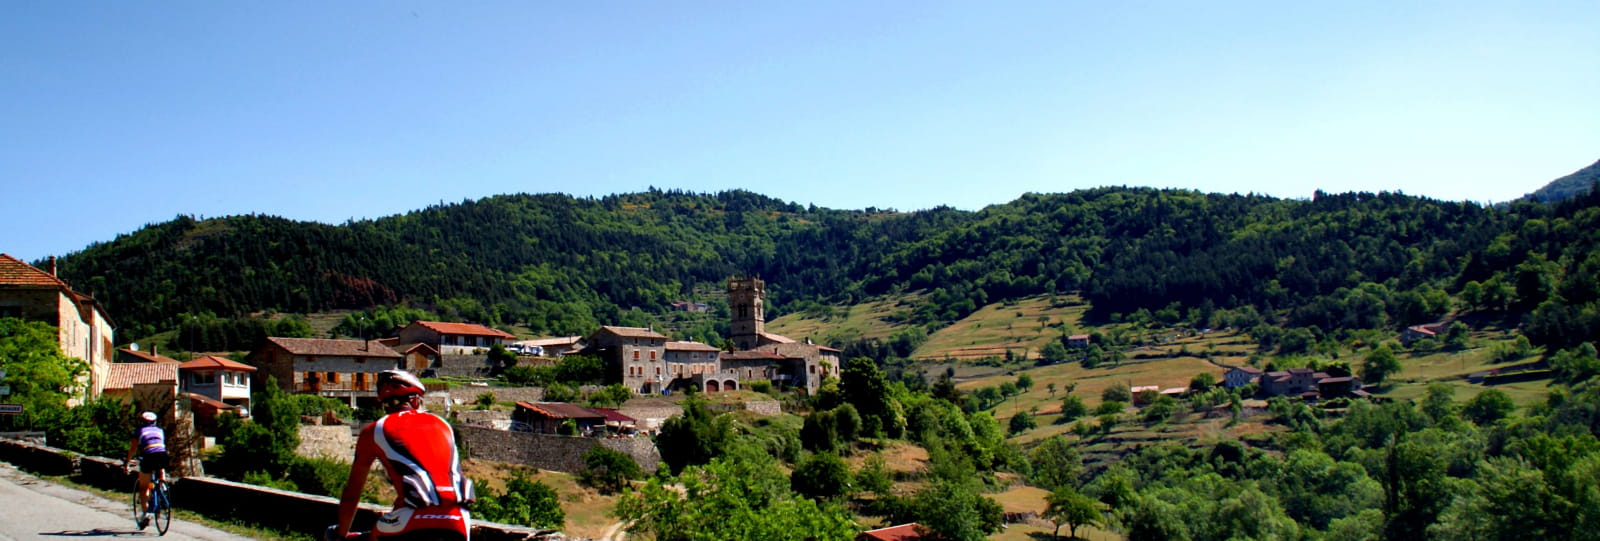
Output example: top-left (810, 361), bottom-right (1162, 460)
top-left (153, 482), bottom-right (172, 535)
top-left (131, 484), bottom-right (145, 530)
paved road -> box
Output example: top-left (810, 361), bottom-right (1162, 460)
top-left (0, 462), bottom-right (258, 541)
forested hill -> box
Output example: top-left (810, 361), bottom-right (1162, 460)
top-left (1523, 158), bottom-right (1600, 204)
top-left (53, 185), bottom-right (1600, 352)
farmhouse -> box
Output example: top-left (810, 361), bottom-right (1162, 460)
top-left (249, 337), bottom-right (403, 404)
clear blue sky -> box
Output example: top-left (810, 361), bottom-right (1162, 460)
top-left (4, 2), bottom-right (1598, 263)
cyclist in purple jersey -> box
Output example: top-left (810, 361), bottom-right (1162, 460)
top-left (125, 411), bottom-right (168, 521)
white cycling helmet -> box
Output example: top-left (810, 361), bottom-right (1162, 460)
top-left (140, 411), bottom-right (158, 423)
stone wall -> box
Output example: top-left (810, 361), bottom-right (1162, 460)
top-left (432, 354), bottom-right (497, 378)
top-left (0, 437), bottom-right (566, 540)
top-left (297, 425), bottom-right (357, 461)
top-left (743, 400), bottom-right (783, 416)
top-left (455, 425), bottom-right (660, 474)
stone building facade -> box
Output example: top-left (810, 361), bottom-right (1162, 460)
top-left (587, 326), bottom-right (670, 394)
top-left (248, 337), bottom-right (402, 405)
top-left (0, 254), bottom-right (116, 403)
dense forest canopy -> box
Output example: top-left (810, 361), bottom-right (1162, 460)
top-left (49, 185), bottom-right (1600, 351)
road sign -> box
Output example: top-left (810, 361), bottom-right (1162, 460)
top-left (0, 404), bottom-right (22, 415)
top-left (0, 385), bottom-right (9, 396)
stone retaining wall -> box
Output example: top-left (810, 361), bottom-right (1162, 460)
top-left (0, 437), bottom-right (565, 540)
top-left (297, 425), bottom-right (358, 461)
top-left (433, 354), bottom-right (497, 378)
top-left (455, 425), bottom-right (660, 474)
top-left (743, 400), bottom-right (783, 416)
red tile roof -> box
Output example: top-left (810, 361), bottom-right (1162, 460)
top-left (410, 321), bottom-right (515, 339)
top-left (590, 408), bottom-right (637, 424)
top-left (264, 337), bottom-right (402, 358)
top-left (119, 348), bottom-right (181, 363)
top-left (857, 523), bottom-right (927, 541)
top-left (180, 355), bottom-right (258, 372)
top-left (0, 254), bottom-right (68, 288)
top-left (104, 363), bottom-right (179, 391)
top-left (515, 402), bottom-right (605, 419)
top-left (600, 326), bottom-right (668, 339)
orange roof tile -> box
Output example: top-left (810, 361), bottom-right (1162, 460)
top-left (118, 348), bottom-right (181, 363)
top-left (411, 321), bottom-right (515, 339)
top-left (0, 254), bottom-right (68, 288)
top-left (180, 355), bottom-right (257, 372)
top-left (857, 523), bottom-right (927, 541)
top-left (104, 363), bottom-right (179, 391)
top-left (515, 402), bottom-right (605, 419)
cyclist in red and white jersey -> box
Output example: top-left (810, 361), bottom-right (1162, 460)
top-left (333, 370), bottom-right (475, 541)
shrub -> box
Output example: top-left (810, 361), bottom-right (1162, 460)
top-left (580, 447), bottom-right (641, 494)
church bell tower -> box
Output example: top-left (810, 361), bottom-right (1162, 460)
top-left (727, 276), bottom-right (765, 351)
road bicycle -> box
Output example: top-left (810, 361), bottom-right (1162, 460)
top-left (131, 468), bottom-right (172, 535)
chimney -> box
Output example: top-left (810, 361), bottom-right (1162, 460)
top-left (49, 256), bottom-right (57, 276)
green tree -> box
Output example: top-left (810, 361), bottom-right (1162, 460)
top-left (0, 318), bottom-right (87, 428)
top-left (1040, 341), bottom-right (1070, 365)
top-left (1361, 345), bottom-right (1401, 384)
top-left (580, 446), bottom-right (641, 494)
top-left (1008, 410), bottom-right (1037, 435)
top-left (616, 446), bottom-right (857, 541)
top-left (1101, 385), bottom-right (1132, 404)
top-left (841, 357), bottom-right (901, 437)
top-left (1188, 372), bottom-right (1217, 392)
top-left (790, 451), bottom-right (853, 501)
top-left (1028, 436), bottom-right (1083, 491)
top-left (1044, 485), bottom-right (1102, 539)
top-left (212, 376), bottom-right (301, 479)
top-left (472, 472), bottom-right (565, 529)
top-left (655, 395), bottom-right (732, 473)
top-left (1462, 388), bottom-right (1515, 425)
top-left (1057, 394), bottom-right (1088, 424)
top-left (887, 479), bottom-right (1004, 541)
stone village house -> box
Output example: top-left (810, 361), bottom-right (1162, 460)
top-left (0, 254), bottom-right (116, 403)
top-left (249, 337), bottom-right (403, 406)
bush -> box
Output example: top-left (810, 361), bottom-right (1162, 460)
top-left (1095, 401), bottom-right (1127, 415)
top-left (471, 473), bottom-right (564, 529)
top-left (749, 380), bottom-right (773, 394)
top-left (1056, 395), bottom-right (1088, 424)
top-left (791, 452), bottom-right (853, 501)
top-left (1008, 411), bottom-right (1037, 435)
top-left (580, 447), bottom-right (641, 494)
top-left (1101, 385), bottom-right (1132, 404)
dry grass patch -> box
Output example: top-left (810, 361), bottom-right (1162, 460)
top-left (459, 459), bottom-right (619, 539)
top-left (914, 296), bottom-right (1090, 362)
